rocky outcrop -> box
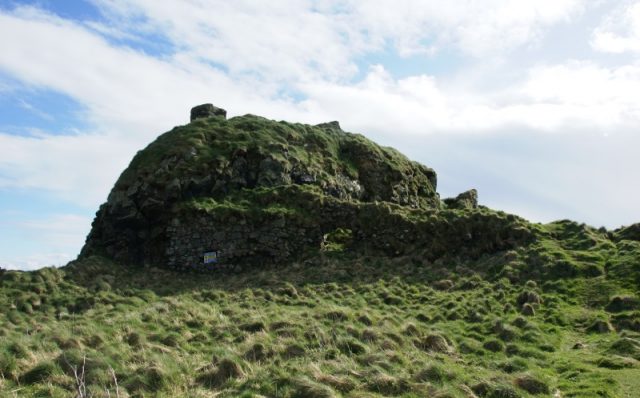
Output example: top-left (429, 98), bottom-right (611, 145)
top-left (82, 105), bottom-right (522, 270)
top-left (190, 103), bottom-right (227, 121)
top-left (316, 121), bottom-right (342, 131)
top-left (444, 189), bottom-right (478, 209)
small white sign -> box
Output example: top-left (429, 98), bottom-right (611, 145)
top-left (203, 251), bottom-right (219, 264)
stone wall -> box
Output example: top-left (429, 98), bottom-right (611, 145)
top-left (165, 214), bottom-right (324, 271)
top-left (163, 195), bottom-right (535, 271)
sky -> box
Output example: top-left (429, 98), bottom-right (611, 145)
top-left (1, 0), bottom-right (640, 270)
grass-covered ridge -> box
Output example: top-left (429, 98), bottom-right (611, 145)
top-left (2, 222), bottom-right (639, 397)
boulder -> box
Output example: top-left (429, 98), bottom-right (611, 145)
top-left (190, 104), bottom-right (227, 121)
top-left (257, 157), bottom-right (291, 187)
top-left (316, 121), bottom-right (342, 131)
top-left (444, 189), bottom-right (478, 209)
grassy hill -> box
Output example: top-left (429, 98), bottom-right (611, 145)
top-left (1, 106), bottom-right (639, 397)
top-left (2, 222), bottom-right (640, 397)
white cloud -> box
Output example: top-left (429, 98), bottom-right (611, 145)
top-left (0, 132), bottom-right (132, 206)
top-left (1, 253), bottom-right (74, 271)
top-left (1, 1), bottom-right (640, 270)
top-left (340, 0), bottom-right (584, 56)
top-left (519, 61), bottom-right (640, 128)
top-left (91, 0), bottom-right (362, 82)
top-left (19, 214), bottom-right (91, 247)
top-left (0, 213), bottom-right (91, 270)
top-left (91, 0), bottom-right (585, 79)
top-left (592, 1), bottom-right (640, 53)
top-left (0, 7), bottom-right (234, 132)
top-left (301, 61), bottom-right (640, 134)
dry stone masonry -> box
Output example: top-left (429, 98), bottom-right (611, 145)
top-left (81, 104), bottom-right (536, 271)
top-left (163, 197), bottom-right (534, 272)
top-left (190, 103), bottom-right (227, 121)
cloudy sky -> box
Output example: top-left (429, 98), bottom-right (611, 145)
top-left (1, 0), bottom-right (640, 270)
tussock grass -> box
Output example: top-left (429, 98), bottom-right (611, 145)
top-left (1, 227), bottom-right (639, 397)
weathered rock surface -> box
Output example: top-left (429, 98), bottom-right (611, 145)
top-left (81, 105), bottom-right (534, 270)
top-left (444, 189), bottom-right (478, 209)
top-left (190, 103), bottom-right (227, 121)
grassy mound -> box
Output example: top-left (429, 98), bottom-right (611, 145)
top-left (1, 226), bottom-right (639, 397)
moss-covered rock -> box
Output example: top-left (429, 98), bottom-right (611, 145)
top-left (444, 189), bottom-right (478, 209)
top-left (82, 105), bottom-right (444, 266)
top-left (80, 105), bottom-right (542, 271)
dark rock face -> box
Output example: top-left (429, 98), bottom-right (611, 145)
top-left (190, 104), bottom-right (227, 121)
top-left (316, 121), bottom-right (342, 131)
top-left (444, 189), bottom-right (478, 209)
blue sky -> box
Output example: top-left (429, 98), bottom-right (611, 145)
top-left (2, 0), bottom-right (640, 270)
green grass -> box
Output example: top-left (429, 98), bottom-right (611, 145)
top-left (1, 230), bottom-right (639, 397)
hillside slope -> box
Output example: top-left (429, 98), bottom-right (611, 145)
top-left (1, 232), bottom-right (640, 397)
top-left (1, 105), bottom-right (639, 397)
